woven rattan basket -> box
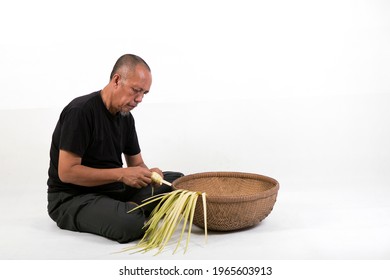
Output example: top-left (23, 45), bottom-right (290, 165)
top-left (172, 172), bottom-right (279, 231)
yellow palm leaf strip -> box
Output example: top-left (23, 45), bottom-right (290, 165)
top-left (156, 191), bottom-right (193, 254)
top-left (126, 191), bottom-right (170, 214)
top-left (140, 189), bottom-right (183, 228)
top-left (156, 191), bottom-right (194, 254)
top-left (202, 192), bottom-right (208, 244)
top-left (144, 192), bottom-right (179, 230)
top-left (131, 194), bottom-right (176, 251)
top-left (118, 194), bottom-right (168, 254)
top-left (125, 190), bottom-right (182, 253)
top-left (121, 189), bottom-right (204, 255)
top-left (151, 191), bottom-right (184, 253)
top-left (142, 190), bottom-right (188, 253)
top-left (173, 191), bottom-right (195, 254)
top-left (184, 191), bottom-right (199, 253)
top-left (140, 191), bottom-right (183, 252)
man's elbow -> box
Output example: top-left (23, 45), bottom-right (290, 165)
top-left (58, 162), bottom-right (79, 184)
top-left (58, 168), bottom-right (73, 183)
top-left (58, 149), bottom-right (82, 184)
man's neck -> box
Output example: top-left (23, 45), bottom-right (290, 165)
top-left (100, 86), bottom-right (116, 115)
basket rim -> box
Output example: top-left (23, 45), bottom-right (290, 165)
top-left (172, 171), bottom-right (279, 203)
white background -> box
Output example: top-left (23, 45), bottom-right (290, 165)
top-left (1, 0), bottom-right (390, 272)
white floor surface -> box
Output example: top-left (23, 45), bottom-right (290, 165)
top-left (1, 106), bottom-right (389, 260)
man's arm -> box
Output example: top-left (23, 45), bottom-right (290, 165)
top-left (58, 149), bottom-right (152, 188)
top-left (124, 153), bottom-right (164, 182)
top-left (124, 153), bottom-right (148, 169)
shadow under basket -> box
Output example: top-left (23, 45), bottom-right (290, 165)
top-left (172, 172), bottom-right (280, 231)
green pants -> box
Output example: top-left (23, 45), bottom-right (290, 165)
top-left (47, 171), bottom-right (183, 243)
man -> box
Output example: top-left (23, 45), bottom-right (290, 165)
top-left (47, 54), bottom-right (183, 243)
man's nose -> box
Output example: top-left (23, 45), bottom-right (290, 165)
top-left (135, 93), bottom-right (144, 103)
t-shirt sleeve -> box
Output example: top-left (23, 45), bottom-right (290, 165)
top-left (123, 114), bottom-right (141, 156)
top-left (59, 107), bottom-right (91, 157)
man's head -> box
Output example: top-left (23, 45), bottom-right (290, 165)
top-left (104, 54), bottom-right (152, 116)
top-left (109, 54), bottom-right (151, 81)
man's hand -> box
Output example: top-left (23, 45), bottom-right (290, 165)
top-left (120, 166), bottom-right (152, 188)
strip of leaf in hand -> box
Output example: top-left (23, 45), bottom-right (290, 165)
top-left (119, 189), bottom-right (207, 255)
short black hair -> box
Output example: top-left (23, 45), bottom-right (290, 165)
top-left (109, 54), bottom-right (151, 80)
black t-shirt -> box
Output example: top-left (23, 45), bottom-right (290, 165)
top-left (47, 91), bottom-right (141, 192)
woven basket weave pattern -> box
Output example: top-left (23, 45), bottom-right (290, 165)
top-left (172, 172), bottom-right (279, 231)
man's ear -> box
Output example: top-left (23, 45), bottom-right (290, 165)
top-left (112, 73), bottom-right (121, 87)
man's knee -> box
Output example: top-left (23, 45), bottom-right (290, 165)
top-left (112, 205), bottom-right (146, 243)
top-left (163, 171), bottom-right (184, 183)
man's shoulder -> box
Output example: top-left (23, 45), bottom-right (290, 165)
top-left (60, 91), bottom-right (101, 121)
top-left (68, 91), bottom-right (100, 108)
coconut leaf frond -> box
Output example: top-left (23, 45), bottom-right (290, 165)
top-left (120, 189), bottom-right (207, 255)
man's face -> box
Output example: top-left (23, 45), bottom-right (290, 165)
top-left (115, 64), bottom-right (152, 115)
